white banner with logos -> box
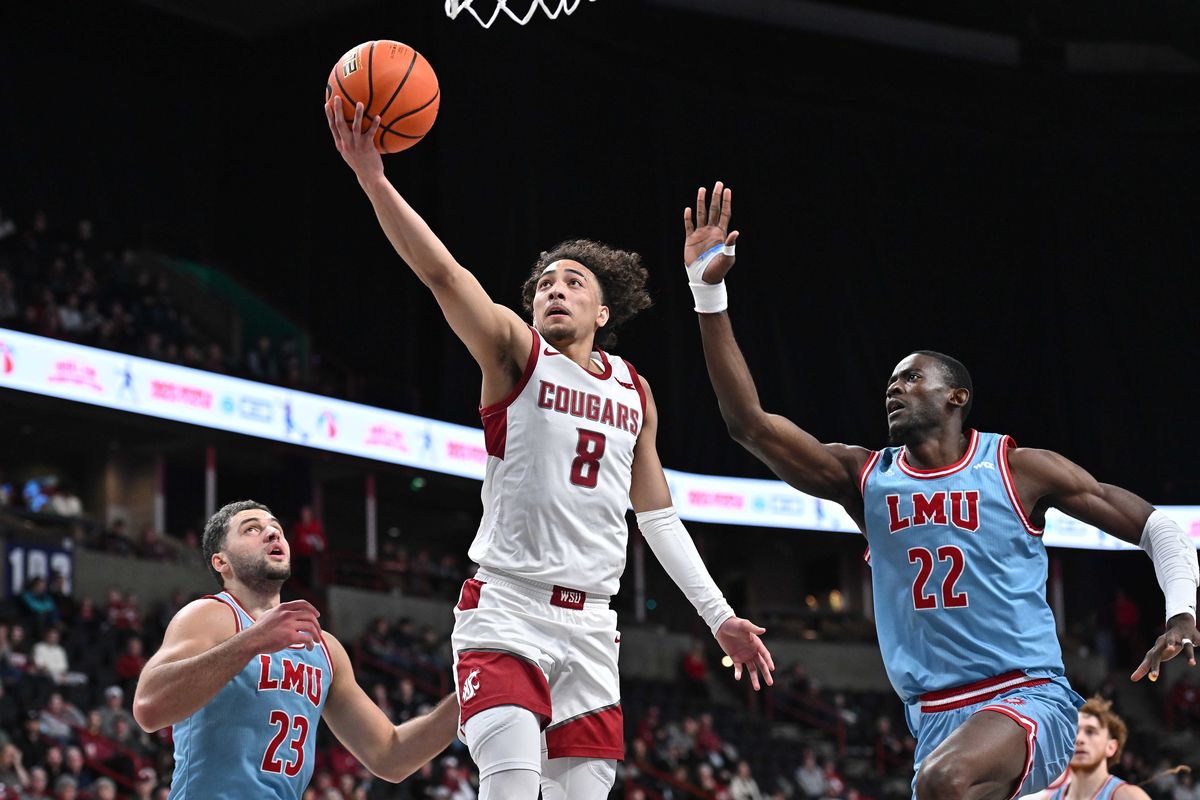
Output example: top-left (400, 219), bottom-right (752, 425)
top-left (2, 328), bottom-right (1198, 550)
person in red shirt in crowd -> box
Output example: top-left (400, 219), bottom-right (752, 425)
top-left (291, 505), bottom-right (327, 587)
top-left (695, 713), bottom-right (724, 757)
top-left (682, 638), bottom-right (710, 699)
top-left (115, 638), bottom-right (146, 690)
top-left (1167, 673), bottom-right (1200, 732)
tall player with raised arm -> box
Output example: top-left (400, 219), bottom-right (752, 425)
top-left (681, 182), bottom-right (1198, 800)
top-left (325, 100), bottom-right (773, 800)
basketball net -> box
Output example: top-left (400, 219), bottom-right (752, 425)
top-left (445, 0), bottom-right (596, 27)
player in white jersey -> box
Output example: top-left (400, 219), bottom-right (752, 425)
top-left (326, 99), bottom-right (774, 800)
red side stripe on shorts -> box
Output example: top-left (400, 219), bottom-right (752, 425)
top-left (978, 704), bottom-right (1038, 800)
top-left (457, 579), bottom-right (484, 611)
top-left (455, 649), bottom-right (551, 730)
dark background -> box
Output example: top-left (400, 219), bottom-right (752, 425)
top-left (3, 0), bottom-right (1199, 502)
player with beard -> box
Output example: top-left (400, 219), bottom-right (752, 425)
top-left (682, 182), bottom-right (1199, 800)
top-left (1031, 697), bottom-right (1150, 800)
top-left (134, 501), bottom-right (458, 799)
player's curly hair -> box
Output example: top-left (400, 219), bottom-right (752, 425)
top-left (520, 239), bottom-right (652, 350)
top-left (1079, 696), bottom-right (1128, 767)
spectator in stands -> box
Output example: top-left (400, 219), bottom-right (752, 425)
top-left (38, 693), bottom-right (85, 743)
top-left (394, 677), bottom-right (425, 724)
top-left (90, 777), bottom-right (117, 800)
top-left (46, 576), bottom-right (75, 626)
top-left (60, 748), bottom-right (91, 794)
top-left (52, 774), bottom-right (77, 800)
top-left (0, 270), bottom-right (18, 325)
top-left (96, 686), bottom-right (136, 738)
top-left (92, 521), bottom-right (133, 557)
top-left (137, 528), bottom-right (173, 562)
top-left (19, 579), bottom-right (59, 636)
top-left (24, 765), bottom-right (50, 799)
top-left (873, 715), bottom-right (907, 776)
top-left (0, 744), bottom-right (29, 794)
top-left (820, 757), bottom-right (845, 798)
top-left (0, 684), bottom-right (19, 738)
top-left (695, 712), bottom-right (725, 762)
top-left (115, 637), bottom-right (146, 691)
top-left (14, 714), bottom-right (49, 778)
top-left (56, 294), bottom-right (84, 338)
top-left (41, 747), bottom-right (63, 786)
top-left (291, 505), bottom-right (326, 588)
top-left (32, 629), bottom-right (84, 688)
top-left (133, 766), bottom-right (157, 800)
top-left (105, 589), bottom-right (141, 633)
top-left (247, 335), bottom-right (279, 381)
top-left (1167, 673), bottom-right (1200, 732)
top-left (795, 749), bottom-right (826, 799)
top-left (729, 760), bottom-right (763, 800)
top-left (681, 638), bottom-right (710, 699)
top-left (78, 710), bottom-right (115, 763)
top-left (1174, 770), bottom-right (1200, 800)
top-left (108, 717), bottom-right (150, 780)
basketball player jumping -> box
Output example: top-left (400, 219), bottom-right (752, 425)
top-left (1026, 696), bottom-right (1151, 800)
top-left (134, 500), bottom-right (458, 799)
top-left (681, 182), bottom-right (1198, 800)
top-left (325, 100), bottom-right (773, 800)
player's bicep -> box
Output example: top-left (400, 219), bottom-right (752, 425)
top-left (740, 414), bottom-right (868, 503)
top-left (1016, 448), bottom-right (1152, 544)
top-left (428, 270), bottom-right (530, 366)
top-left (144, 600), bottom-right (234, 671)
top-left (320, 635), bottom-right (395, 767)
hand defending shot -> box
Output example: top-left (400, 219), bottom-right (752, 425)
top-left (716, 616), bottom-right (775, 691)
top-left (683, 181), bottom-right (739, 284)
top-left (325, 96), bottom-right (384, 184)
top-left (1131, 613), bottom-right (1199, 682)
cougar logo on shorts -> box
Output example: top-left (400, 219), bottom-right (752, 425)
top-left (461, 668), bottom-right (481, 702)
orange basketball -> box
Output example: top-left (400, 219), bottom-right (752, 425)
top-left (326, 40), bottom-right (440, 154)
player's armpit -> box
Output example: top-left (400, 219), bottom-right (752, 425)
top-left (1008, 448), bottom-right (1153, 544)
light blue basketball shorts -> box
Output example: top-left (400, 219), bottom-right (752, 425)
top-left (904, 672), bottom-right (1083, 800)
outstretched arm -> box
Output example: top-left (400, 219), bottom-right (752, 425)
top-left (321, 633), bottom-right (458, 783)
top-left (1008, 447), bottom-right (1199, 681)
top-left (629, 374), bottom-right (775, 689)
top-left (325, 98), bottom-right (530, 401)
top-left (684, 183), bottom-right (870, 521)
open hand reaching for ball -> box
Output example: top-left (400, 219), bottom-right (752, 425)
top-left (325, 97), bottom-right (385, 183)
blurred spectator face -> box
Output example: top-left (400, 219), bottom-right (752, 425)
top-left (300, 506), bottom-right (314, 523)
top-left (399, 678), bottom-right (414, 700)
top-left (78, 220), bottom-right (93, 241)
top-left (113, 718), bottom-right (132, 740)
top-left (65, 748), bottom-right (84, 772)
top-left (105, 688), bottom-right (123, 709)
top-left (44, 628), bottom-right (61, 646)
top-left (127, 638), bottom-right (143, 657)
top-left (338, 774), bottom-right (355, 795)
top-left (86, 710), bottom-right (103, 732)
top-left (30, 767), bottom-right (49, 793)
top-left (45, 746), bottom-right (63, 769)
top-left (737, 761), bottom-right (751, 778)
top-left (54, 777), bottom-right (77, 800)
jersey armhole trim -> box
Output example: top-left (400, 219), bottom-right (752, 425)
top-left (624, 359), bottom-right (647, 420)
top-left (858, 450), bottom-right (881, 497)
top-left (998, 435), bottom-right (1044, 536)
top-left (317, 632), bottom-right (335, 681)
top-left (480, 326), bottom-right (541, 419)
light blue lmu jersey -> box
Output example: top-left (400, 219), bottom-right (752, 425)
top-left (169, 592), bottom-right (333, 799)
top-left (1048, 776), bottom-right (1127, 800)
top-left (860, 430), bottom-right (1064, 701)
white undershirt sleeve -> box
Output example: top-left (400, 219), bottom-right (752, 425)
top-left (636, 507), bottom-right (735, 635)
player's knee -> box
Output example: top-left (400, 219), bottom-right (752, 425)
top-left (915, 754), bottom-right (973, 800)
top-left (479, 768), bottom-right (541, 800)
top-left (463, 704), bottom-right (542, 779)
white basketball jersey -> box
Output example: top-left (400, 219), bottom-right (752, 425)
top-left (470, 327), bottom-right (644, 596)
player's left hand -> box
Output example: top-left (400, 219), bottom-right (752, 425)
top-left (683, 181), bottom-right (739, 283)
top-left (1131, 613), bottom-right (1198, 682)
top-left (715, 616), bottom-right (775, 691)
top-left (325, 96), bottom-right (384, 181)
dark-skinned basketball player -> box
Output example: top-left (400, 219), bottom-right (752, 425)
top-left (325, 101), bottom-right (773, 800)
top-left (680, 181), bottom-right (1198, 800)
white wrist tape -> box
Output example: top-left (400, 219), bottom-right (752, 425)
top-left (685, 243), bottom-right (731, 314)
top-left (636, 507), bottom-right (735, 635)
top-left (1140, 509), bottom-right (1199, 623)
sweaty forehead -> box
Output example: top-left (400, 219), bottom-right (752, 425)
top-left (1078, 712), bottom-right (1104, 730)
top-left (891, 354), bottom-right (937, 378)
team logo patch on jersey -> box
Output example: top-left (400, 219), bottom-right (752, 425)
top-left (973, 461), bottom-right (995, 470)
top-left (461, 668), bottom-right (481, 702)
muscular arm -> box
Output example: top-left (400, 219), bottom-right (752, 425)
top-left (133, 600), bottom-right (254, 732)
top-left (326, 98), bottom-right (530, 403)
top-left (697, 312), bottom-right (870, 522)
top-left (1114, 783), bottom-right (1152, 800)
top-left (1006, 448), bottom-right (1153, 544)
top-left (320, 634), bottom-right (458, 783)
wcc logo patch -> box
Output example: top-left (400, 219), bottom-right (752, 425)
top-left (461, 668), bottom-right (481, 702)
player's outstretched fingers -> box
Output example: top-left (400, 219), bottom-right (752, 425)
top-left (684, 207), bottom-right (694, 236)
top-left (757, 653), bottom-right (773, 686)
top-left (696, 186), bottom-right (708, 227)
top-left (1133, 639), bottom-right (1166, 682)
top-left (368, 115), bottom-right (382, 152)
top-left (718, 186), bottom-right (732, 231)
top-left (747, 661), bottom-right (761, 691)
top-left (1185, 638), bottom-right (1197, 667)
top-left (707, 181), bottom-right (724, 227)
top-left (353, 101), bottom-right (365, 136)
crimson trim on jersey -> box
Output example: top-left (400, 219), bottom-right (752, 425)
top-left (479, 328), bottom-right (542, 460)
top-left (998, 435), bottom-right (1044, 536)
top-left (977, 703), bottom-right (1038, 800)
top-left (624, 359), bottom-right (647, 420)
top-left (918, 671), bottom-right (1050, 713)
top-left (545, 703), bottom-right (624, 760)
top-left (223, 591), bottom-right (328, 655)
top-left (897, 429), bottom-right (979, 479)
top-left (204, 594), bottom-right (242, 633)
top-left (316, 633), bottom-right (335, 681)
top-left (455, 649), bottom-right (552, 730)
top-left (858, 450), bottom-right (881, 497)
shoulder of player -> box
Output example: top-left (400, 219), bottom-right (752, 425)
top-left (154, 597), bottom-right (238, 652)
top-left (1112, 782), bottom-right (1151, 800)
top-left (318, 630), bottom-right (354, 675)
top-left (825, 442), bottom-right (876, 476)
top-left (1005, 446), bottom-right (1093, 491)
